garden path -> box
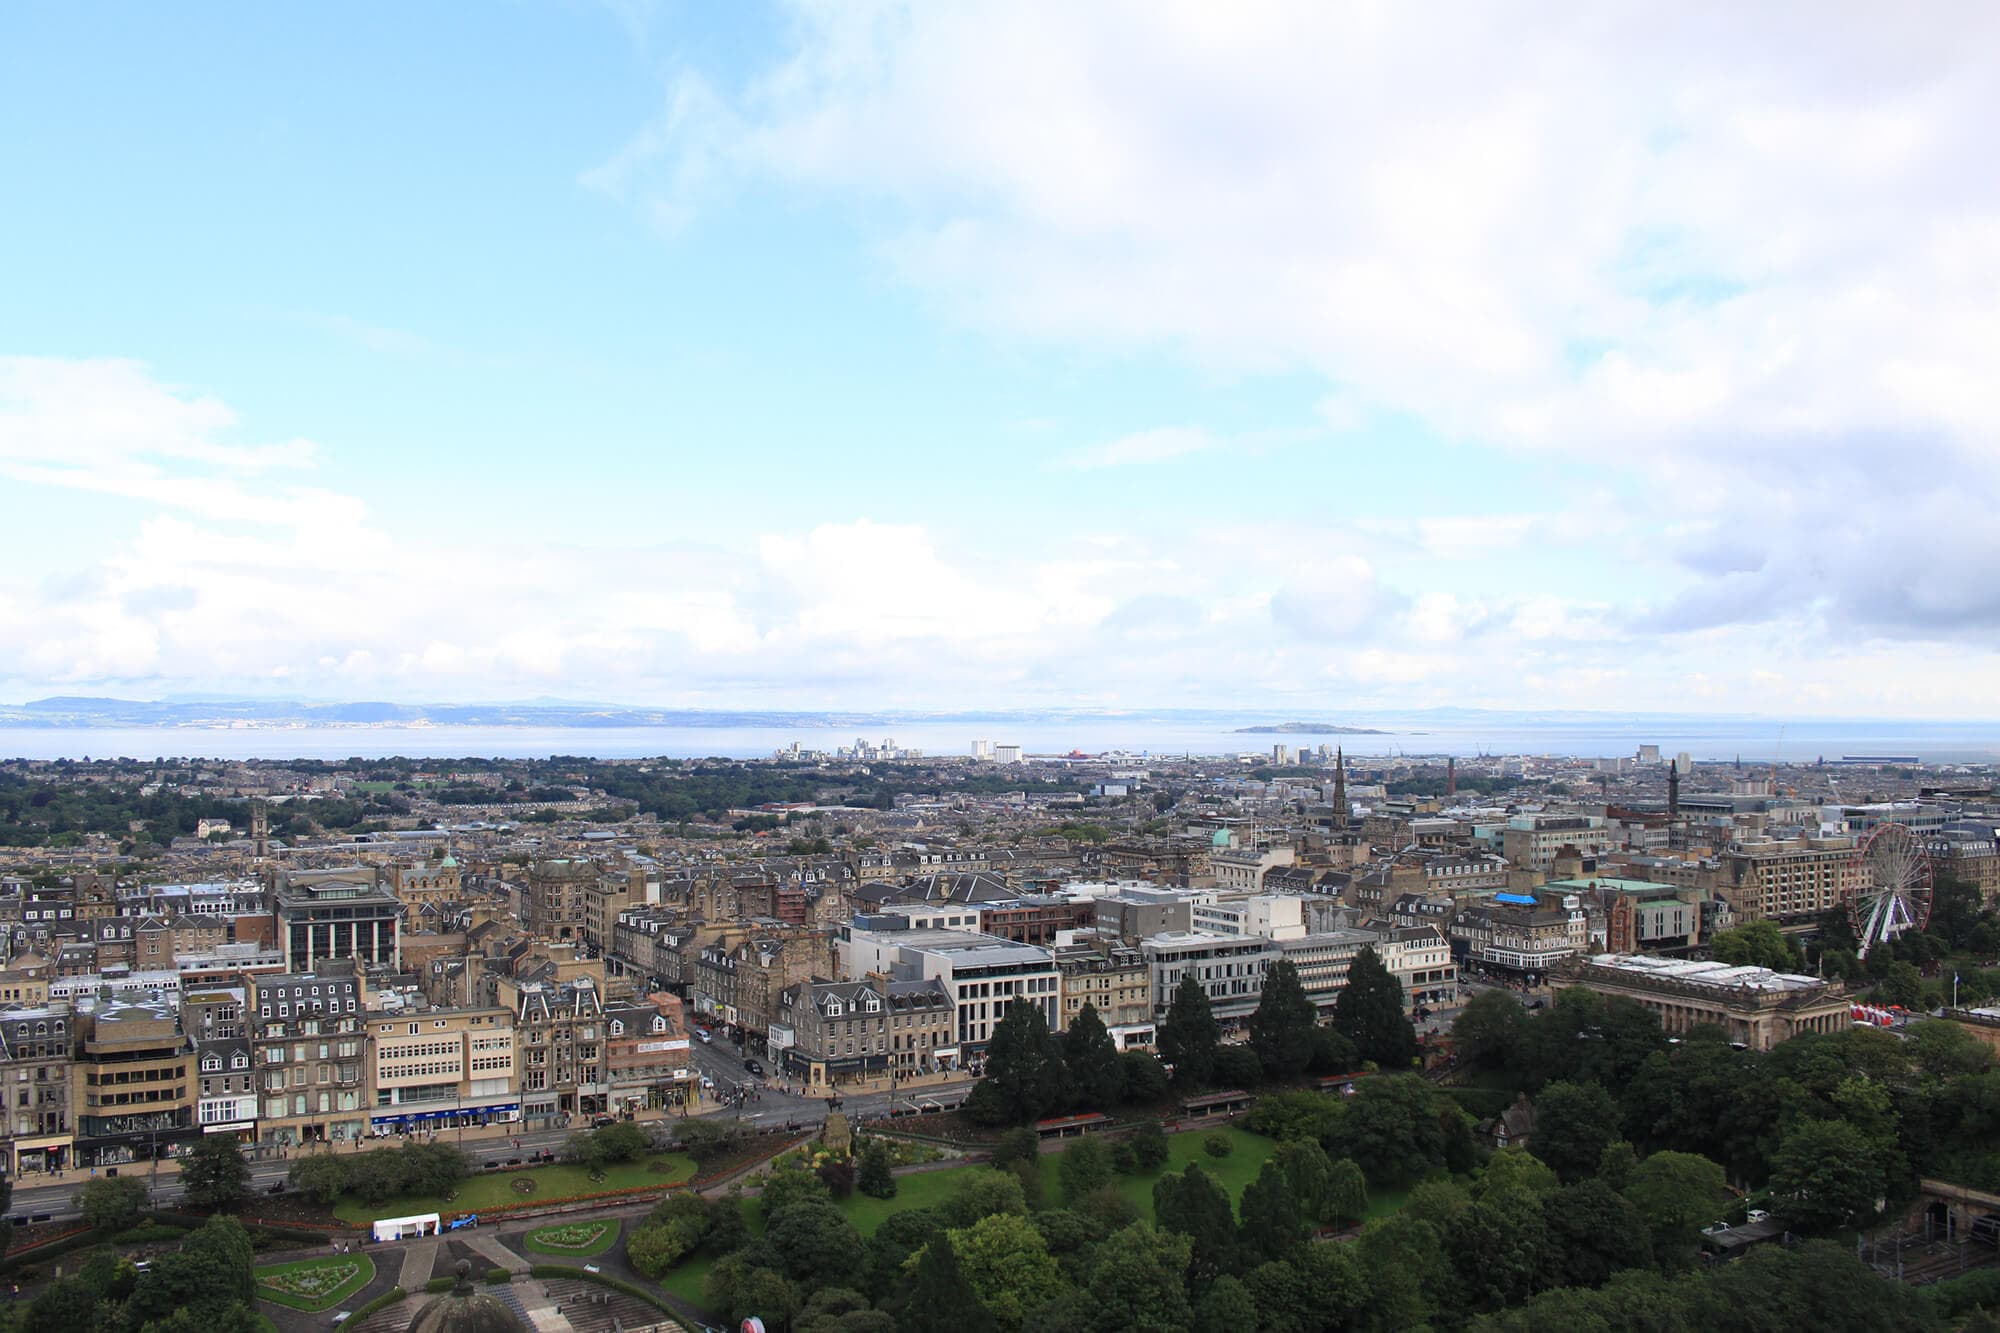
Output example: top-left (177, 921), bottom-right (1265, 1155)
top-left (461, 1230), bottom-right (528, 1275)
top-left (396, 1237), bottom-right (439, 1291)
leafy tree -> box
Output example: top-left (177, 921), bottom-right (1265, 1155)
top-left (1213, 1042), bottom-right (1265, 1089)
top-left (898, 1232), bottom-right (995, 1333)
top-left (1533, 1080), bottom-right (1623, 1183)
top-left (1908, 1019), bottom-right (1994, 1078)
top-left (1308, 1025), bottom-right (1362, 1075)
top-left (128, 1216), bottom-right (258, 1330)
top-left (990, 1125), bottom-right (1040, 1173)
top-left (1327, 1156), bottom-right (1368, 1227)
top-left (180, 1135), bottom-right (250, 1211)
top-left (937, 1169), bottom-right (1028, 1229)
top-left (795, 1286), bottom-right (876, 1333)
top-left (760, 1162), bottom-right (834, 1221)
top-left (76, 1174), bottom-right (147, 1231)
top-left (858, 1140), bottom-right (897, 1199)
top-left (1475, 1148), bottom-right (1558, 1200)
top-left (288, 1151), bottom-right (348, 1204)
top-left (1032, 1208), bottom-right (1106, 1284)
top-left (966, 999), bottom-right (1065, 1125)
top-left (1085, 1222), bottom-right (1193, 1330)
top-left (1881, 961), bottom-right (1925, 1010)
top-left (1355, 1212), bottom-right (1449, 1330)
top-left (1246, 1089), bottom-right (1344, 1144)
top-left (1518, 988), bottom-right (1665, 1093)
top-left (863, 1208), bottom-right (943, 1303)
top-left (1542, 1178), bottom-right (1652, 1288)
top-left (1448, 1181), bottom-right (1553, 1312)
top-left (565, 1120), bottom-right (649, 1167)
top-left (1238, 1158), bottom-right (1309, 1258)
top-left (767, 1201), bottom-right (870, 1290)
top-left (1191, 1274), bottom-right (1259, 1331)
top-left (23, 1278), bottom-right (103, 1333)
top-left (628, 1220), bottom-right (697, 1276)
top-left (1153, 1162), bottom-right (1239, 1285)
top-left (1159, 974), bottom-right (1220, 1088)
top-left (1249, 958), bottom-right (1319, 1079)
top-left (675, 1116), bottom-right (751, 1165)
top-left (1120, 1049), bottom-right (1171, 1104)
top-left (1057, 1136), bottom-right (1112, 1206)
top-left (1061, 1002), bottom-right (1124, 1111)
top-left (1330, 1074), bottom-right (1470, 1185)
top-left (1077, 1182), bottom-right (1140, 1232)
top-left (1129, 1118), bottom-right (1171, 1171)
top-left (1685, 1240), bottom-right (1942, 1331)
top-left (1621, 1150), bottom-right (1726, 1269)
top-left (1710, 920), bottom-right (1803, 971)
top-left (948, 1213), bottom-right (1066, 1328)
top-left (1273, 1138), bottom-right (1337, 1223)
top-left (1333, 946), bottom-right (1417, 1068)
top-left (1769, 1118), bottom-right (1886, 1233)
top-left (1453, 987), bottom-right (1527, 1072)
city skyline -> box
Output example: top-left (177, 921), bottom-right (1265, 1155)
top-left (5, 4), bottom-right (1999, 717)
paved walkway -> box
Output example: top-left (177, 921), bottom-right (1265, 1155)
top-left (396, 1237), bottom-right (439, 1291)
top-left (460, 1230), bottom-right (528, 1275)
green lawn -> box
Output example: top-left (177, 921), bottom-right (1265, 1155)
top-left (331, 1153), bottom-right (696, 1224)
top-left (255, 1254), bottom-right (378, 1311)
top-left (523, 1219), bottom-right (621, 1258)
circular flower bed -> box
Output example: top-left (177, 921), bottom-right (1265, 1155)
top-left (511, 1176), bottom-right (539, 1195)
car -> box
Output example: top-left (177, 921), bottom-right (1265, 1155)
top-left (1745, 1209), bottom-right (1770, 1224)
top-left (1701, 1222), bottom-right (1731, 1236)
top-left (743, 1058), bottom-right (764, 1075)
top-left (591, 1114), bottom-right (616, 1129)
top-left (698, 1031), bottom-right (712, 1044)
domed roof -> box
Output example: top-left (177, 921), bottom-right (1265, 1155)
top-left (440, 852), bottom-right (459, 868)
top-left (407, 1263), bottom-right (525, 1333)
top-left (1211, 828), bottom-right (1232, 848)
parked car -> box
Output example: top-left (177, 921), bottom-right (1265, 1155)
top-left (1745, 1209), bottom-right (1770, 1224)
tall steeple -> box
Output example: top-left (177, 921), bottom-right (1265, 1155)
top-left (1333, 747), bottom-right (1348, 830)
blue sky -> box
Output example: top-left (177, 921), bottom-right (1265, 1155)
top-left (3, 3), bottom-right (1998, 715)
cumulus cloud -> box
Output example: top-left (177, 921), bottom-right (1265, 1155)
top-left (596, 1), bottom-right (2000, 656)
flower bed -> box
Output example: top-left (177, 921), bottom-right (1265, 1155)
top-left (255, 1254), bottom-right (379, 1312)
top-left (523, 1219), bottom-right (620, 1258)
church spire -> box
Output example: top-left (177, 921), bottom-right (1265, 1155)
top-left (1333, 746), bottom-right (1348, 830)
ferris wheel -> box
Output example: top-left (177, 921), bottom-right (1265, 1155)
top-left (1846, 822), bottom-right (1933, 958)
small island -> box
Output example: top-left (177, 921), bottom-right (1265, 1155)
top-left (1233, 721), bottom-right (1392, 734)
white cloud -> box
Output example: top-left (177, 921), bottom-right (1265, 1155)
top-left (599, 2), bottom-right (2000, 659)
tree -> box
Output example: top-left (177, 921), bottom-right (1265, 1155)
top-left (1191, 1274), bottom-right (1259, 1331)
top-left (1330, 1075), bottom-right (1465, 1186)
top-left (1061, 1002), bottom-right (1124, 1111)
top-left (1333, 946), bottom-right (1417, 1068)
top-left (566, 1120), bottom-right (649, 1167)
top-left (1158, 974), bottom-right (1219, 1088)
top-left (1213, 1042), bottom-right (1264, 1089)
top-left (1327, 1156), bottom-right (1369, 1227)
top-left (862, 1208), bottom-right (942, 1303)
top-left (1710, 920), bottom-right (1803, 971)
top-left (1908, 1019), bottom-right (1994, 1078)
top-left (1249, 958), bottom-right (1319, 1079)
top-left (1119, 1048), bottom-right (1171, 1104)
top-left (1769, 1119), bottom-right (1886, 1234)
top-left (966, 999), bottom-right (1065, 1125)
top-left (1153, 1162), bottom-right (1239, 1285)
top-left (1130, 1118), bottom-right (1171, 1171)
top-left (1274, 1139), bottom-right (1337, 1223)
top-left (1622, 1150), bottom-right (1726, 1269)
top-left (767, 1201), bottom-right (870, 1290)
top-left (288, 1151), bottom-right (348, 1204)
top-left (897, 1233), bottom-right (995, 1333)
top-left (1881, 961), bottom-right (1925, 1010)
top-left (1475, 1148), bottom-right (1558, 1201)
top-left (1447, 1182), bottom-right (1553, 1312)
top-left (1452, 989), bottom-right (1526, 1072)
top-left (181, 1134), bottom-right (250, 1211)
top-left (938, 1169), bottom-right (1028, 1229)
top-left (1355, 1213), bottom-right (1448, 1330)
top-left (77, 1173), bottom-right (147, 1232)
top-left (760, 1162), bottom-right (833, 1221)
top-left (1246, 1089), bottom-right (1344, 1144)
top-left (1057, 1136), bottom-right (1112, 1207)
top-left (948, 1213), bottom-right (1066, 1328)
top-left (1532, 1080), bottom-right (1623, 1183)
top-left (858, 1140), bottom-right (897, 1199)
top-left (1238, 1158), bottom-right (1309, 1258)
top-left (1542, 1178), bottom-right (1652, 1288)
top-left (1086, 1222), bottom-right (1193, 1330)
top-left (23, 1279), bottom-right (101, 1333)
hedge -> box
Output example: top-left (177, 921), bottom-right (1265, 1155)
top-left (484, 1268), bottom-right (511, 1285)
top-left (528, 1263), bottom-right (678, 1317)
top-left (0, 1225), bottom-right (111, 1274)
top-left (424, 1276), bottom-right (456, 1293)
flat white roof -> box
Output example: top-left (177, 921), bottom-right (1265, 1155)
top-left (1585, 953), bottom-right (1823, 993)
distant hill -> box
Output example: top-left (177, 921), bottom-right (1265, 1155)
top-left (1233, 722), bottom-right (1391, 734)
